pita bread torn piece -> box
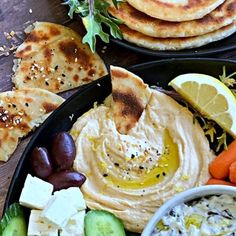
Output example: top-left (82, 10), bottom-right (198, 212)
top-left (0, 88), bottom-right (64, 162)
top-left (12, 22), bottom-right (107, 93)
top-left (110, 66), bottom-right (152, 135)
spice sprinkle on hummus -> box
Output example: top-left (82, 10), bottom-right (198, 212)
top-left (70, 66), bottom-right (215, 233)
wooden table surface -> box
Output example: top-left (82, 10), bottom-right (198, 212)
top-left (1, 0), bottom-right (236, 218)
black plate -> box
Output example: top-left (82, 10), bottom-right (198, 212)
top-left (111, 32), bottom-right (236, 58)
top-left (4, 58), bottom-right (236, 235)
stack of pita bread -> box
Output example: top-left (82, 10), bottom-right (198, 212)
top-left (108, 0), bottom-right (236, 50)
top-left (0, 22), bottom-right (107, 162)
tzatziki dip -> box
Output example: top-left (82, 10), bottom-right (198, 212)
top-left (153, 194), bottom-right (236, 236)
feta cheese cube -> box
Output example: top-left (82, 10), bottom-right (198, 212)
top-left (28, 210), bottom-right (58, 236)
top-left (54, 187), bottom-right (86, 211)
top-left (60, 210), bottom-right (85, 236)
top-left (42, 194), bottom-right (77, 227)
top-left (19, 174), bottom-right (53, 209)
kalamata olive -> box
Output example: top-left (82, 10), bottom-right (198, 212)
top-left (51, 132), bottom-right (76, 170)
top-left (31, 147), bottom-right (53, 179)
top-left (47, 171), bottom-right (86, 191)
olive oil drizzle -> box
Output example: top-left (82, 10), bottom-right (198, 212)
top-left (105, 129), bottom-right (180, 189)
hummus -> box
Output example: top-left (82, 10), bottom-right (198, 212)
top-left (71, 90), bottom-right (215, 233)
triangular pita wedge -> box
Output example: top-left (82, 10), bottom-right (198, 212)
top-left (12, 22), bottom-right (107, 93)
top-left (110, 66), bottom-right (152, 134)
top-left (126, 0), bottom-right (224, 22)
top-left (108, 0), bottom-right (236, 38)
top-left (119, 22), bottom-right (236, 51)
top-left (0, 88), bottom-right (64, 162)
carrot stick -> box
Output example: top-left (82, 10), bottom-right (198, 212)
top-left (209, 139), bottom-right (236, 179)
top-left (229, 161), bottom-right (236, 184)
top-left (206, 178), bottom-right (236, 187)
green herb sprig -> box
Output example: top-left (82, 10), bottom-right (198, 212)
top-left (63, 0), bottom-right (123, 52)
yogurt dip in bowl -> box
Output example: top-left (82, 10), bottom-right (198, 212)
top-left (142, 185), bottom-right (236, 236)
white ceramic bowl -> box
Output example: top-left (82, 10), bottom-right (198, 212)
top-left (142, 185), bottom-right (236, 236)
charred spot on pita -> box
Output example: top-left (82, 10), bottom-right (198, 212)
top-left (42, 102), bottom-right (58, 113)
top-left (49, 25), bottom-right (61, 36)
top-left (73, 74), bottom-right (79, 82)
top-left (113, 90), bottom-right (144, 120)
top-left (88, 68), bottom-right (96, 77)
top-left (59, 41), bottom-right (79, 62)
top-left (25, 30), bottom-right (49, 43)
top-left (43, 47), bottom-right (53, 62)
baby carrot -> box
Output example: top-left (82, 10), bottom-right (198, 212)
top-left (206, 178), bottom-right (236, 187)
top-left (209, 139), bottom-right (236, 179)
top-left (229, 161), bottom-right (236, 184)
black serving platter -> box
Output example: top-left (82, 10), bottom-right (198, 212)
top-left (111, 32), bottom-right (236, 58)
top-left (4, 58), bottom-right (236, 235)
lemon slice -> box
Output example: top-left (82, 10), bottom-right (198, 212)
top-left (169, 73), bottom-right (236, 137)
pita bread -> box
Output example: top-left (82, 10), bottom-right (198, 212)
top-left (119, 22), bottom-right (236, 51)
top-left (12, 22), bottom-right (107, 93)
top-left (108, 0), bottom-right (236, 38)
top-left (0, 88), bottom-right (64, 162)
top-left (126, 0), bottom-right (225, 22)
top-left (110, 66), bottom-right (152, 134)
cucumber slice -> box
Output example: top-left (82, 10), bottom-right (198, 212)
top-left (0, 203), bottom-right (27, 236)
top-left (85, 210), bottom-right (126, 236)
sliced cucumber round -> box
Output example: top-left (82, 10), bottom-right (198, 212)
top-left (0, 203), bottom-right (27, 236)
top-left (85, 210), bottom-right (126, 236)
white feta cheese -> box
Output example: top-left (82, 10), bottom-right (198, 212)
top-left (54, 187), bottom-right (86, 211)
top-left (19, 174), bottom-right (53, 209)
top-left (28, 210), bottom-right (58, 236)
top-left (60, 210), bottom-right (85, 236)
top-left (42, 194), bottom-right (77, 227)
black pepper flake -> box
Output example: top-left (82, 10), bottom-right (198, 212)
top-left (60, 81), bottom-right (64, 85)
top-left (103, 174), bottom-right (108, 177)
top-left (117, 185), bottom-right (120, 188)
top-left (12, 104), bottom-right (16, 108)
top-left (131, 154), bottom-right (135, 159)
top-left (169, 210), bottom-right (176, 216)
top-left (156, 174), bottom-right (160, 178)
top-left (139, 166), bottom-right (144, 170)
top-left (107, 153), bottom-right (110, 157)
top-left (114, 163), bottom-right (119, 167)
top-left (61, 74), bottom-right (66, 77)
top-left (54, 65), bottom-right (59, 70)
top-left (207, 211), bottom-right (218, 216)
top-left (223, 209), bottom-right (233, 219)
top-left (45, 81), bottom-right (49, 86)
top-left (25, 103), bottom-right (29, 107)
top-left (162, 172), bottom-right (166, 176)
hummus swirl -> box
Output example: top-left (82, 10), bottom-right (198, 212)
top-left (71, 90), bottom-right (215, 233)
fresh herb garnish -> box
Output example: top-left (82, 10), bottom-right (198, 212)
top-left (63, 0), bottom-right (123, 52)
top-left (219, 66), bottom-right (236, 88)
top-left (204, 124), bottom-right (216, 143)
top-left (216, 132), bottom-right (228, 152)
top-left (219, 66), bottom-right (236, 97)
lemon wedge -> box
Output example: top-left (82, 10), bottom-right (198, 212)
top-left (169, 73), bottom-right (236, 137)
